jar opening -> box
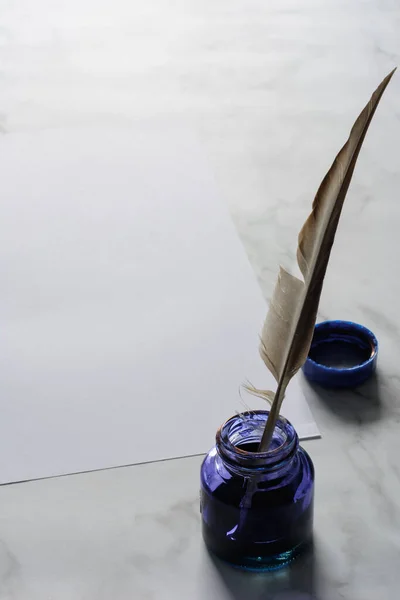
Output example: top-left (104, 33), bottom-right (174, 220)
top-left (217, 410), bottom-right (298, 472)
top-left (230, 425), bottom-right (288, 456)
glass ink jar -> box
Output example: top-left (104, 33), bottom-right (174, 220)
top-left (200, 411), bottom-right (314, 570)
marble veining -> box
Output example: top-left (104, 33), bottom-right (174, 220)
top-left (0, 0), bottom-right (400, 597)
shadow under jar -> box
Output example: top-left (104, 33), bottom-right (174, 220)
top-left (200, 411), bottom-right (314, 571)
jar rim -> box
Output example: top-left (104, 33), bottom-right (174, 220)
top-left (216, 410), bottom-right (298, 471)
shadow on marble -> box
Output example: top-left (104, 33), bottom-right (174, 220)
top-left (305, 373), bottom-right (383, 425)
top-left (205, 539), bottom-right (322, 600)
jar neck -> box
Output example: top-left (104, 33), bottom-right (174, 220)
top-left (216, 411), bottom-right (299, 476)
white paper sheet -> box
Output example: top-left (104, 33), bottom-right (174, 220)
top-left (0, 123), bottom-right (318, 484)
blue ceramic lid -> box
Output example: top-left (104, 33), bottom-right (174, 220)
top-left (302, 320), bottom-right (378, 389)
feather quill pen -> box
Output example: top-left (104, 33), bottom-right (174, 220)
top-left (255, 69), bottom-right (396, 452)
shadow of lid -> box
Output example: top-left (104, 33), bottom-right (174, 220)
top-left (302, 372), bottom-right (384, 425)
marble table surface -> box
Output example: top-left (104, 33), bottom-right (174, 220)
top-left (1, 386), bottom-right (400, 600)
top-left (1, 0), bottom-right (400, 598)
